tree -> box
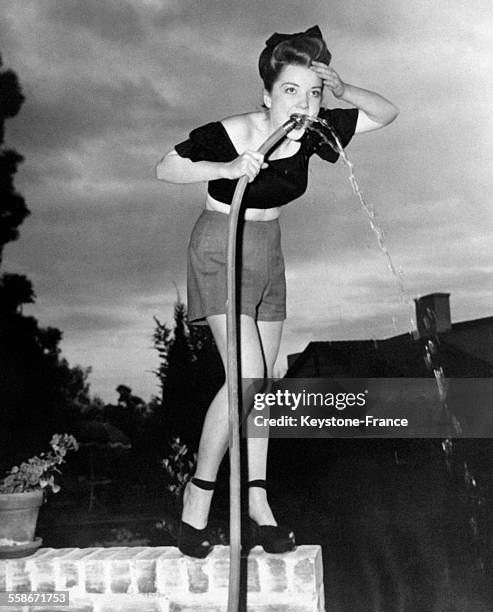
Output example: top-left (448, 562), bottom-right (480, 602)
top-left (0, 273), bottom-right (35, 314)
top-left (0, 53), bottom-right (29, 262)
top-left (0, 54), bottom-right (101, 468)
top-left (153, 298), bottom-right (223, 449)
top-left (102, 385), bottom-right (147, 439)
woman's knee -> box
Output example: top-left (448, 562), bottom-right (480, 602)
top-left (239, 361), bottom-right (265, 379)
top-left (208, 314), bottom-right (266, 379)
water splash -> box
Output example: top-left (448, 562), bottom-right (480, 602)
top-left (308, 118), bottom-right (415, 335)
top-left (442, 442), bottom-right (489, 574)
top-left (307, 118), bottom-right (457, 411)
top-left (306, 117), bottom-right (485, 569)
top-left (421, 311), bottom-right (461, 436)
top-left (304, 119), bottom-right (461, 419)
top-left (442, 439), bottom-right (454, 472)
top-left (308, 116), bottom-right (464, 427)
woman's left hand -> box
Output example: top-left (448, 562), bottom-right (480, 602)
top-left (310, 61), bottom-right (346, 99)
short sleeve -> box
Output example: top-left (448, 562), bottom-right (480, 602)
top-left (174, 122), bottom-right (237, 163)
top-left (305, 107), bottom-right (359, 163)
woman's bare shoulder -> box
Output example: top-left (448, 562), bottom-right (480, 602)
top-left (221, 112), bottom-right (267, 149)
top-left (221, 112), bottom-right (255, 132)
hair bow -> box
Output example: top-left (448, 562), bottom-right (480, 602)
top-left (265, 25), bottom-right (323, 48)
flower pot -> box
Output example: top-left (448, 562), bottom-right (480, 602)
top-left (0, 490), bottom-right (44, 542)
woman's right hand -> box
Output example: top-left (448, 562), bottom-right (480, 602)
top-left (221, 151), bottom-right (268, 183)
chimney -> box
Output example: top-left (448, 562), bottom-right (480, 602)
top-left (414, 293), bottom-right (451, 338)
top-left (287, 353), bottom-right (301, 369)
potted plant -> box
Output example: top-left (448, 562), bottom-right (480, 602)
top-left (0, 433), bottom-right (78, 558)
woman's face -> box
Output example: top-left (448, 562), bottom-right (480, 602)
top-left (264, 63), bottom-right (323, 139)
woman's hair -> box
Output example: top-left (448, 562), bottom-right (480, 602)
top-left (259, 28), bottom-right (331, 92)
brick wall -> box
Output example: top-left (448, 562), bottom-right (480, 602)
top-left (0, 545), bottom-right (324, 611)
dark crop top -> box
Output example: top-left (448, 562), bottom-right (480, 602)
top-left (174, 107), bottom-right (358, 209)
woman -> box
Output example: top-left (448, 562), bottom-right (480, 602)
top-left (156, 25), bottom-right (398, 558)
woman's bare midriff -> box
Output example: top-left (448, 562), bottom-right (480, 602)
top-left (205, 193), bottom-right (280, 221)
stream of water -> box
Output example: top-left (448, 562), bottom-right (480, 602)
top-left (307, 117), bottom-right (456, 409)
top-left (309, 118), bottom-right (412, 327)
top-left (305, 115), bottom-right (487, 573)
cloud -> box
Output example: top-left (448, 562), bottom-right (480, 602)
top-left (9, 76), bottom-right (170, 156)
top-left (55, 310), bottom-right (133, 333)
top-left (46, 0), bottom-right (145, 44)
top-left (1, 0), bottom-right (492, 401)
top-left (6, 186), bottom-right (198, 304)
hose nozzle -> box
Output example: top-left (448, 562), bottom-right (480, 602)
top-left (258, 115), bottom-right (320, 157)
top-left (289, 113), bottom-right (318, 130)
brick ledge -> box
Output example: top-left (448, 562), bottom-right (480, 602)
top-left (0, 545), bottom-right (325, 611)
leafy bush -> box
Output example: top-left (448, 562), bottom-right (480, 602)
top-left (161, 436), bottom-right (196, 498)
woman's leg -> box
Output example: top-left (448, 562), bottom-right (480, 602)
top-left (181, 313), bottom-right (266, 529)
top-left (248, 320), bottom-right (284, 526)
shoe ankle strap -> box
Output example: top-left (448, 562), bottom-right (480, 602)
top-left (191, 477), bottom-right (216, 491)
top-left (248, 479), bottom-right (267, 489)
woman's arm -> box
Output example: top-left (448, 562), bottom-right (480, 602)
top-left (156, 150), bottom-right (227, 183)
top-left (335, 84), bottom-right (399, 134)
top-left (310, 62), bottom-right (399, 134)
top-left (156, 149), bottom-right (266, 184)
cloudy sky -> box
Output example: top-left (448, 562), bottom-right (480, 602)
top-left (1, 0), bottom-right (492, 402)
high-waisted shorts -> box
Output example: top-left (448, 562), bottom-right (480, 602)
top-left (187, 209), bottom-right (286, 325)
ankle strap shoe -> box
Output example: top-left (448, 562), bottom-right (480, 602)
top-left (177, 478), bottom-right (216, 558)
top-left (246, 480), bottom-right (296, 553)
top-left (191, 477), bottom-right (216, 490)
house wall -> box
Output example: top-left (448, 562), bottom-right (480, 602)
top-left (446, 324), bottom-right (493, 367)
